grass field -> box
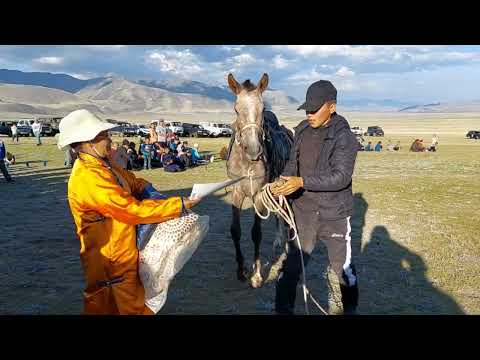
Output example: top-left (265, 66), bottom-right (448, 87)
top-left (1, 113), bottom-right (479, 314)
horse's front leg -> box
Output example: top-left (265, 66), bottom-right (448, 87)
top-left (231, 189), bottom-right (247, 282)
top-left (250, 195), bottom-right (265, 288)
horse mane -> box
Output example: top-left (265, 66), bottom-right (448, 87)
top-left (241, 80), bottom-right (256, 92)
top-left (262, 111), bottom-right (294, 181)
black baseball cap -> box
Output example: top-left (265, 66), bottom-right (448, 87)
top-left (298, 80), bottom-right (337, 112)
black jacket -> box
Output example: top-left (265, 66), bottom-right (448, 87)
top-left (282, 113), bottom-right (358, 220)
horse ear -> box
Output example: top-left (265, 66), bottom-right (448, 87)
top-left (256, 73), bottom-right (269, 93)
top-left (228, 73), bottom-right (242, 94)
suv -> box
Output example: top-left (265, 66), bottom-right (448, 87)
top-left (167, 122), bottom-right (184, 136)
top-left (0, 121), bottom-right (13, 136)
top-left (217, 123), bottom-right (233, 137)
top-left (122, 124), bottom-right (138, 137)
top-left (17, 119), bottom-right (34, 136)
top-left (36, 117), bottom-right (62, 136)
top-left (365, 126), bottom-right (384, 136)
top-left (182, 123), bottom-right (211, 137)
top-left (137, 124), bottom-right (149, 137)
top-left (351, 126), bottom-right (364, 136)
top-left (466, 130), bottom-right (480, 139)
top-left (199, 122), bottom-right (225, 137)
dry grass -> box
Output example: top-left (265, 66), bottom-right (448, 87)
top-left (0, 112), bottom-right (479, 314)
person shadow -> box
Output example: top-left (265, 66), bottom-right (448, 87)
top-left (351, 192), bottom-right (465, 314)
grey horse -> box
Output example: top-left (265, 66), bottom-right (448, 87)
top-left (226, 73), bottom-right (293, 288)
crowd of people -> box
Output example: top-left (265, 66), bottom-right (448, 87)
top-left (359, 134), bottom-right (439, 153)
top-left (106, 119), bottom-right (211, 172)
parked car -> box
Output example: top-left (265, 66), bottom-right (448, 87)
top-left (199, 122), bottom-right (230, 137)
top-left (466, 130), bottom-right (480, 139)
top-left (217, 123), bottom-right (233, 137)
top-left (0, 121), bottom-right (13, 136)
top-left (351, 126), bottom-right (364, 136)
top-left (40, 122), bottom-right (54, 137)
top-left (182, 123), bottom-right (211, 137)
top-left (365, 126), bottom-right (384, 136)
top-left (17, 119), bottom-right (34, 136)
top-left (36, 117), bottom-right (62, 136)
top-left (122, 124), bottom-right (138, 137)
top-left (137, 124), bottom-right (150, 137)
top-left (167, 122), bottom-right (184, 136)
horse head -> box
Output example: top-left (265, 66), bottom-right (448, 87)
top-left (227, 73), bottom-right (268, 162)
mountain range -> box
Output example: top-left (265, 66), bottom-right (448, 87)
top-left (0, 69), bottom-right (479, 118)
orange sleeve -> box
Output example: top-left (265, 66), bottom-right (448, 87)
top-left (115, 166), bottom-right (149, 197)
top-left (85, 168), bottom-right (182, 225)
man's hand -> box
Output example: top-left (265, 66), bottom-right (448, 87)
top-left (183, 196), bottom-right (201, 209)
top-left (271, 176), bottom-right (304, 196)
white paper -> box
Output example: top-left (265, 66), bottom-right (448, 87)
top-left (190, 177), bottom-right (246, 199)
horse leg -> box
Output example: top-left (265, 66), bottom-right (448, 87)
top-left (231, 190), bottom-right (247, 282)
top-left (250, 197), bottom-right (264, 288)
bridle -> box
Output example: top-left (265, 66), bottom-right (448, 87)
top-left (234, 118), bottom-right (265, 146)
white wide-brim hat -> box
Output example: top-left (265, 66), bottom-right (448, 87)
top-left (57, 109), bottom-right (117, 150)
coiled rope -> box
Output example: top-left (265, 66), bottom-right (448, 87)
top-left (248, 171), bottom-right (329, 315)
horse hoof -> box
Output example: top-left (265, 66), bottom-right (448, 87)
top-left (237, 270), bottom-right (248, 282)
top-left (250, 274), bottom-right (264, 289)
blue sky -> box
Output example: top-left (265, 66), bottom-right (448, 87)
top-left (0, 45), bottom-right (479, 103)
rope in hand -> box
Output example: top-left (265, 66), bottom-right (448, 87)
top-left (247, 171), bottom-right (329, 315)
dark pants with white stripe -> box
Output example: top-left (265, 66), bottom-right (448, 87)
top-left (275, 208), bottom-right (359, 314)
top-left (0, 160), bottom-right (12, 182)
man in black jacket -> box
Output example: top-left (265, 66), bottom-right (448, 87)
top-left (271, 80), bottom-right (359, 315)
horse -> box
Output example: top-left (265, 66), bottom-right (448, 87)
top-left (226, 73), bottom-right (293, 288)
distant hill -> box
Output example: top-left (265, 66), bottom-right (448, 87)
top-left (399, 101), bottom-right (480, 113)
top-left (339, 98), bottom-right (414, 111)
top-left (137, 79), bottom-right (236, 102)
top-left (0, 69), bottom-right (299, 113)
top-left (0, 69), bottom-right (105, 93)
top-left (137, 78), bottom-right (299, 109)
top-left (76, 77), bottom-right (233, 113)
top-left (0, 83), bottom-right (103, 115)
top-left (399, 103), bottom-right (441, 112)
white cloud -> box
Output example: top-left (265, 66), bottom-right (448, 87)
top-left (335, 66), bottom-right (355, 77)
top-left (228, 53), bottom-right (256, 66)
top-left (220, 52), bottom-right (261, 74)
top-left (286, 69), bottom-right (331, 83)
top-left (65, 72), bottom-right (98, 80)
top-left (146, 49), bottom-right (203, 77)
top-left (222, 45), bottom-right (245, 52)
top-left (34, 56), bottom-right (64, 65)
top-left (273, 45), bottom-right (480, 68)
top-left (272, 54), bottom-right (291, 69)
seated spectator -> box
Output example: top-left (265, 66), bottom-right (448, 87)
top-left (410, 139), bottom-right (427, 152)
top-left (114, 139), bottom-right (130, 169)
top-left (177, 141), bottom-right (193, 168)
top-left (374, 141), bottom-right (383, 152)
top-left (162, 147), bottom-right (185, 172)
top-left (127, 141), bottom-right (141, 170)
top-left (427, 137), bottom-right (439, 152)
top-left (169, 139), bottom-right (178, 153)
top-left (219, 144), bottom-right (229, 160)
top-left (364, 141), bottom-right (373, 151)
top-left (190, 143), bottom-right (212, 165)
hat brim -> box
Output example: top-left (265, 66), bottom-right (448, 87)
top-left (57, 122), bottom-right (117, 150)
top-left (297, 102), bottom-right (321, 112)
